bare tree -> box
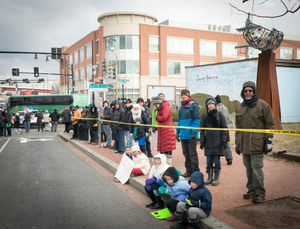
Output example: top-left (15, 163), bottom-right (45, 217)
top-left (230, 0), bottom-right (300, 18)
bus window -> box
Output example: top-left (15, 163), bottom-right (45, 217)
top-left (33, 97), bottom-right (43, 105)
top-left (24, 97), bottom-right (34, 105)
top-left (43, 96), bottom-right (53, 105)
top-left (61, 96), bottom-right (72, 105)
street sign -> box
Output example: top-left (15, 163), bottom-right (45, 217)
top-left (12, 68), bottom-right (19, 76)
top-left (117, 79), bottom-right (130, 83)
top-left (93, 65), bottom-right (98, 69)
top-left (89, 83), bottom-right (108, 92)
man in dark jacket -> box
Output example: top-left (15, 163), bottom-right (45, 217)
top-left (35, 110), bottom-right (44, 133)
top-left (137, 98), bottom-right (152, 157)
top-left (102, 101), bottom-right (113, 148)
top-left (62, 107), bottom-right (71, 133)
top-left (49, 109), bottom-right (60, 132)
top-left (112, 101), bottom-right (125, 154)
top-left (24, 110), bottom-right (31, 133)
top-left (176, 89), bottom-right (200, 178)
top-left (4, 109), bottom-right (13, 136)
top-left (121, 99), bottom-right (134, 147)
top-left (235, 81), bottom-right (274, 203)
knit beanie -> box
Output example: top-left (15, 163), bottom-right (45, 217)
top-left (181, 89), bottom-right (190, 97)
top-left (158, 92), bottom-right (165, 98)
top-left (131, 145), bottom-right (140, 152)
top-left (153, 97), bottom-right (162, 105)
top-left (137, 98), bottom-right (144, 103)
top-left (126, 142), bottom-right (132, 149)
top-left (135, 117), bottom-right (142, 123)
top-left (207, 99), bottom-right (215, 105)
top-left (215, 95), bottom-right (221, 104)
top-left (126, 98), bottom-right (132, 104)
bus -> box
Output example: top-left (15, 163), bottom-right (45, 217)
top-left (7, 94), bottom-right (88, 114)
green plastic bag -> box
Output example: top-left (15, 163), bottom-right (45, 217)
top-left (151, 207), bottom-right (171, 220)
top-left (6, 123), bottom-right (11, 128)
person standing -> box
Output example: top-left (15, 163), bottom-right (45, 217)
top-left (200, 97), bottom-right (227, 186)
top-left (87, 105), bottom-right (95, 144)
top-left (91, 106), bottom-right (99, 145)
top-left (176, 89), bottom-right (200, 178)
top-left (35, 110), bottom-right (44, 133)
top-left (153, 97), bottom-right (176, 166)
top-left (215, 95), bottom-right (234, 165)
top-left (102, 101), bottom-right (113, 148)
top-left (71, 106), bottom-right (81, 139)
top-left (4, 109), bottom-right (13, 136)
top-left (111, 101), bottom-right (125, 154)
top-left (14, 113), bottom-right (23, 135)
top-left (235, 81), bottom-right (274, 203)
top-left (49, 109), bottom-right (60, 132)
top-left (62, 107), bottom-right (72, 133)
top-left (121, 99), bottom-right (134, 147)
top-left (0, 114), bottom-right (4, 137)
top-left (43, 110), bottom-right (50, 131)
top-left (24, 110), bottom-right (31, 133)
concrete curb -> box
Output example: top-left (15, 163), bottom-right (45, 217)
top-left (59, 133), bottom-right (235, 229)
top-left (272, 152), bottom-right (300, 163)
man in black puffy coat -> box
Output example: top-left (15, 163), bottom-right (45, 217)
top-left (49, 109), bottom-right (60, 132)
top-left (102, 101), bottom-right (113, 148)
top-left (62, 107), bottom-right (71, 133)
top-left (111, 101), bottom-right (125, 154)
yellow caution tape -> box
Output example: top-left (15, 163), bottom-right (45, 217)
top-left (72, 117), bottom-right (300, 136)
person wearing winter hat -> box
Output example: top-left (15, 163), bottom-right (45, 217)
top-left (132, 117), bottom-right (146, 153)
top-left (200, 97), bottom-right (227, 186)
top-left (120, 98), bottom-right (134, 149)
top-left (235, 81), bottom-right (274, 203)
top-left (62, 106), bottom-right (72, 133)
top-left (111, 101), bottom-right (125, 153)
top-left (130, 144), bottom-right (150, 177)
top-left (176, 89), bottom-right (200, 178)
top-left (215, 95), bottom-right (234, 165)
top-left (101, 100), bottom-right (113, 148)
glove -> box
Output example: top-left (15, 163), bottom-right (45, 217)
top-left (176, 133), bottom-right (180, 142)
top-left (145, 177), bottom-right (156, 185)
top-left (152, 127), bottom-right (157, 132)
top-left (200, 142), bottom-right (205, 149)
top-left (222, 142), bottom-right (228, 149)
top-left (185, 198), bottom-right (200, 207)
top-left (158, 186), bottom-right (168, 194)
top-left (235, 148), bottom-right (241, 155)
top-left (264, 137), bottom-right (273, 154)
top-left (190, 133), bottom-right (197, 142)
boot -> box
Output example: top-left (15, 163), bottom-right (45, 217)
top-left (166, 154), bottom-right (172, 167)
top-left (189, 222), bottom-right (198, 229)
top-left (204, 168), bottom-right (213, 185)
top-left (170, 212), bottom-right (186, 229)
top-left (166, 212), bottom-right (177, 221)
top-left (147, 151), bottom-right (154, 158)
top-left (92, 140), bottom-right (98, 145)
top-left (150, 195), bottom-right (164, 209)
top-left (145, 200), bottom-right (156, 208)
top-left (109, 141), bottom-right (116, 149)
top-left (212, 168), bottom-right (221, 186)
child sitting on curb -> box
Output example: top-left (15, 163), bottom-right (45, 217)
top-left (145, 154), bottom-right (169, 209)
top-left (133, 118), bottom-right (146, 153)
top-left (159, 167), bottom-right (191, 222)
top-left (113, 142), bottom-right (133, 183)
top-left (131, 145), bottom-right (150, 177)
top-left (170, 171), bottom-right (212, 229)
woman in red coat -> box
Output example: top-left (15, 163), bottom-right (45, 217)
top-left (153, 97), bottom-right (176, 166)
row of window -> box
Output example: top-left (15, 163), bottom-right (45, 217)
top-left (9, 96), bottom-right (73, 106)
top-left (68, 42), bottom-right (96, 65)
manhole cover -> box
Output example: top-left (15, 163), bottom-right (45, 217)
top-left (224, 196), bottom-right (300, 229)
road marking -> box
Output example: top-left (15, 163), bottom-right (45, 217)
top-left (0, 138), bottom-right (11, 154)
top-left (17, 138), bottom-right (54, 143)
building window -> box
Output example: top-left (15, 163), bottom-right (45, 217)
top-left (297, 49), bottom-right (300, 59)
top-left (200, 40), bottom-right (217, 55)
top-left (222, 42), bottom-right (238, 57)
top-left (74, 51), bottom-right (78, 64)
top-left (117, 60), bottom-right (139, 74)
top-left (167, 37), bottom-right (194, 54)
top-left (86, 65), bottom-right (92, 79)
top-left (69, 54), bottom-right (73, 65)
top-left (167, 61), bottom-right (193, 75)
top-left (149, 60), bottom-right (159, 75)
top-left (96, 40), bottom-right (99, 55)
top-left (280, 48), bottom-right (293, 59)
top-left (86, 43), bottom-right (92, 59)
top-left (79, 48), bottom-right (84, 62)
top-left (80, 68), bottom-right (84, 81)
top-left (74, 70), bottom-right (79, 81)
top-left (149, 36), bottom-right (159, 52)
top-left (105, 35), bottom-right (139, 51)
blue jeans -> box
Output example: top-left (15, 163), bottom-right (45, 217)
top-left (206, 155), bottom-right (221, 169)
top-left (24, 121), bottom-right (30, 132)
top-left (6, 127), bottom-right (11, 136)
top-left (115, 130), bottom-right (125, 153)
top-left (125, 130), bottom-right (133, 145)
top-left (103, 125), bottom-right (112, 145)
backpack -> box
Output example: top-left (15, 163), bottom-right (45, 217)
top-left (0, 118), bottom-right (3, 127)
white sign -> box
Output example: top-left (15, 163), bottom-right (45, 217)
top-left (115, 153), bottom-right (135, 184)
top-left (147, 85), bottom-right (175, 101)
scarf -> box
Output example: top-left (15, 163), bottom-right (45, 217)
top-left (242, 95), bottom-right (259, 107)
top-left (205, 109), bottom-right (219, 128)
top-left (131, 106), bottom-right (142, 121)
top-left (182, 96), bottom-right (193, 107)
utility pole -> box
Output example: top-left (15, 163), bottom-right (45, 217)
top-left (114, 34), bottom-right (118, 100)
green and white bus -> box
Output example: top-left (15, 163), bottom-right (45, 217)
top-left (7, 94), bottom-right (88, 114)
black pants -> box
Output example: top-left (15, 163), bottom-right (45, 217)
top-left (145, 182), bottom-right (161, 201)
top-left (0, 127), bottom-right (3, 136)
top-left (146, 134), bottom-right (151, 153)
top-left (165, 199), bottom-right (180, 213)
top-left (73, 124), bottom-right (78, 138)
top-left (181, 139), bottom-right (199, 174)
top-left (90, 129), bottom-right (95, 142)
top-left (140, 145), bottom-right (146, 154)
top-left (37, 122), bottom-right (43, 132)
top-left (65, 122), bottom-right (70, 132)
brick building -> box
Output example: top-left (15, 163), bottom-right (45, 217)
top-left (60, 11), bottom-right (300, 107)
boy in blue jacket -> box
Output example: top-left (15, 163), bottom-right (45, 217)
top-left (159, 167), bottom-right (191, 222)
top-left (170, 171), bottom-right (212, 229)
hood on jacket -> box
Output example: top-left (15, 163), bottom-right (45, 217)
top-left (188, 171), bottom-right (204, 188)
top-left (130, 104), bottom-right (144, 112)
top-left (162, 167), bottom-right (179, 183)
top-left (205, 97), bottom-right (217, 110)
top-left (240, 81), bottom-right (257, 99)
top-left (153, 154), bottom-right (167, 170)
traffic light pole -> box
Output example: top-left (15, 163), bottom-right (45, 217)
top-left (114, 34), bottom-right (118, 101)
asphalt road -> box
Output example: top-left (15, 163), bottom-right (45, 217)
top-left (0, 125), bottom-right (166, 229)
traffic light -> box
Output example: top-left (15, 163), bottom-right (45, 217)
top-left (72, 81), bottom-right (75, 89)
top-left (102, 59), bottom-right (106, 73)
top-left (34, 67), bottom-right (39, 77)
top-left (112, 65), bottom-right (115, 79)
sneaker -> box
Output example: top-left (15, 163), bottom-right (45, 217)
top-left (243, 190), bottom-right (256, 199)
top-left (113, 149), bottom-right (118, 152)
top-left (118, 151), bottom-right (124, 154)
top-left (182, 172), bottom-right (192, 178)
top-left (166, 213), bottom-right (177, 221)
top-left (104, 144), bottom-right (111, 148)
top-left (252, 195), bottom-right (266, 203)
top-left (113, 177), bottom-right (120, 182)
top-left (37, 131), bottom-right (40, 133)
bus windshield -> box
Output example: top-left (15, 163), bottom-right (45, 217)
top-left (7, 94), bottom-right (88, 114)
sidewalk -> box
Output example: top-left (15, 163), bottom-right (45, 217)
top-left (59, 132), bottom-right (300, 229)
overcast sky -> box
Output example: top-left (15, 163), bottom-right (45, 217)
top-left (0, 0), bottom-right (299, 88)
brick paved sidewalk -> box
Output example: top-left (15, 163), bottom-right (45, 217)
top-left (66, 134), bottom-right (300, 229)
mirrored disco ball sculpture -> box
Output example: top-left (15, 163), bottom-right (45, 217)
top-left (237, 19), bottom-right (284, 52)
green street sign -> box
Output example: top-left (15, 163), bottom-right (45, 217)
top-left (117, 79), bottom-right (130, 83)
top-left (89, 83), bottom-right (108, 92)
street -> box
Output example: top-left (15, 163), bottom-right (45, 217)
top-left (0, 125), bottom-right (166, 229)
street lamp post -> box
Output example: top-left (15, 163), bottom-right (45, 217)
top-left (114, 35), bottom-right (118, 100)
